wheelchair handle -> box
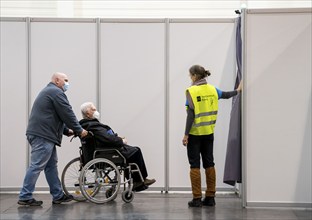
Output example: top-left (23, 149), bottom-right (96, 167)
top-left (70, 131), bottom-right (94, 142)
top-left (70, 135), bottom-right (77, 142)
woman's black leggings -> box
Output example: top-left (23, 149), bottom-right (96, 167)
top-left (187, 134), bottom-right (215, 168)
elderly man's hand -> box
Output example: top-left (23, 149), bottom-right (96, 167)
top-left (122, 137), bottom-right (128, 145)
top-left (80, 129), bottom-right (88, 138)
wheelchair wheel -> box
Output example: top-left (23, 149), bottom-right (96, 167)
top-left (61, 157), bottom-right (86, 202)
top-left (79, 158), bottom-right (120, 204)
top-left (121, 190), bottom-right (134, 203)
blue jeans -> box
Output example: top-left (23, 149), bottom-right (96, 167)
top-left (19, 135), bottom-right (64, 201)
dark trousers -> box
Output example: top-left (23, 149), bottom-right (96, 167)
top-left (126, 147), bottom-right (148, 182)
top-left (187, 134), bottom-right (215, 168)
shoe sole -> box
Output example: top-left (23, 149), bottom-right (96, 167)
top-left (188, 204), bottom-right (202, 207)
top-left (52, 199), bottom-right (72, 204)
top-left (202, 203), bottom-right (216, 206)
top-left (144, 180), bottom-right (156, 186)
top-left (18, 201), bottom-right (42, 206)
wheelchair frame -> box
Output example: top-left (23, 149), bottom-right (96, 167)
top-left (61, 134), bottom-right (144, 204)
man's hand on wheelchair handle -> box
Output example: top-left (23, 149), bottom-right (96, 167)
top-left (67, 129), bottom-right (74, 136)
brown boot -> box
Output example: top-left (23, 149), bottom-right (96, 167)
top-left (188, 168), bottom-right (202, 207)
top-left (203, 167), bottom-right (216, 206)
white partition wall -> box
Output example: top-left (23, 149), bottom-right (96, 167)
top-left (30, 19), bottom-right (98, 187)
top-left (100, 20), bottom-right (166, 189)
top-left (1, 18), bottom-right (238, 191)
top-left (0, 19), bottom-right (28, 189)
top-left (168, 19), bottom-right (237, 190)
top-left (243, 8), bottom-right (312, 207)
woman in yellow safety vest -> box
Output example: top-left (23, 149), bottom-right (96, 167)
top-left (182, 64), bottom-right (242, 207)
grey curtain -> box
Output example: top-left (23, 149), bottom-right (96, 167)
top-left (223, 16), bottom-right (242, 186)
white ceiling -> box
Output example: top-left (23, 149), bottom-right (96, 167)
top-left (0, 0), bottom-right (310, 18)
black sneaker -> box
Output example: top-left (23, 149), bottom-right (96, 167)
top-left (18, 198), bottom-right (43, 206)
top-left (52, 194), bottom-right (74, 204)
top-left (188, 198), bottom-right (202, 207)
top-left (202, 196), bottom-right (216, 206)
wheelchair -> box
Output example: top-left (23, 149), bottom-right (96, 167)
top-left (61, 132), bottom-right (144, 204)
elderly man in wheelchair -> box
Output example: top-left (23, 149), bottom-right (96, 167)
top-left (61, 102), bottom-right (156, 203)
top-left (79, 102), bottom-right (155, 192)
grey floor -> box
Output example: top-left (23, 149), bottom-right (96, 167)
top-left (1, 192), bottom-right (311, 220)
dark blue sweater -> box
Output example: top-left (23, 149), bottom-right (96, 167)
top-left (26, 82), bottom-right (83, 146)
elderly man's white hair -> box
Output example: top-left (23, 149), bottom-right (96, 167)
top-left (80, 102), bottom-right (94, 119)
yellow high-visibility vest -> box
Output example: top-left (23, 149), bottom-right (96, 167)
top-left (186, 84), bottom-right (219, 135)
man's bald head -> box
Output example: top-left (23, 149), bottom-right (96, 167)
top-left (51, 72), bottom-right (69, 91)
